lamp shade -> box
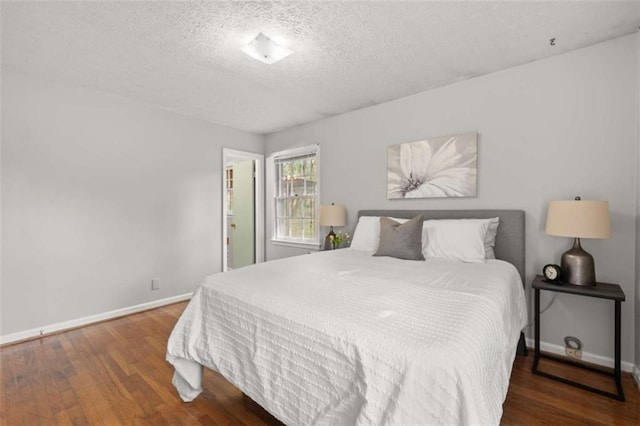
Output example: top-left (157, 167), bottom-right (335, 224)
top-left (319, 204), bottom-right (346, 227)
top-left (545, 199), bottom-right (611, 239)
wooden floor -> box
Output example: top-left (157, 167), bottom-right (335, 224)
top-left (2, 302), bottom-right (638, 425)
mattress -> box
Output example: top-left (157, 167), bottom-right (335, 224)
top-left (166, 249), bottom-right (527, 425)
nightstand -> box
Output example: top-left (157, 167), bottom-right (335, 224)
top-left (531, 275), bottom-right (625, 401)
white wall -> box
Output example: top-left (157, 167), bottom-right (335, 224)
top-left (1, 71), bottom-right (263, 336)
top-left (266, 35), bottom-right (639, 367)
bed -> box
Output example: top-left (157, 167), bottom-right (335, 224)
top-left (166, 209), bottom-right (528, 425)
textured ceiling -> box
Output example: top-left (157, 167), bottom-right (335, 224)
top-left (2, 1), bottom-right (639, 134)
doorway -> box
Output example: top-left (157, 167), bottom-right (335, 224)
top-left (222, 148), bottom-right (264, 272)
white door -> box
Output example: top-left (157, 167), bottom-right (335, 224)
top-left (231, 160), bottom-right (255, 269)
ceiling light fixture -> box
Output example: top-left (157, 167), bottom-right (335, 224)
top-left (241, 32), bottom-right (292, 64)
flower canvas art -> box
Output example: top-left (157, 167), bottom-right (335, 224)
top-left (387, 132), bottom-right (477, 199)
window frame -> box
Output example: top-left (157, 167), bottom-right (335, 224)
top-left (269, 144), bottom-right (320, 248)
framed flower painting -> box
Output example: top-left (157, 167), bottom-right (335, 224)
top-left (387, 132), bottom-right (477, 199)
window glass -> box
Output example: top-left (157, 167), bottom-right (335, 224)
top-left (272, 146), bottom-right (319, 245)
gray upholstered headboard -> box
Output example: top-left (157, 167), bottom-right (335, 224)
top-left (357, 210), bottom-right (526, 284)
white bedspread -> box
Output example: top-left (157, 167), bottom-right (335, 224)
top-left (166, 249), bottom-right (527, 425)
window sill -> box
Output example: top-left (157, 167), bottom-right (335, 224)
top-left (271, 239), bottom-right (321, 250)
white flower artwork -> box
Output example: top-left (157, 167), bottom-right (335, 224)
top-left (387, 132), bottom-right (477, 199)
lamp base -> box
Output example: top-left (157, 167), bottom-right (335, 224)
top-left (561, 238), bottom-right (596, 286)
top-left (323, 227), bottom-right (336, 250)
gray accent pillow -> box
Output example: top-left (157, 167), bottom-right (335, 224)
top-left (374, 215), bottom-right (425, 260)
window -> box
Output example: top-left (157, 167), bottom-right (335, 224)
top-left (271, 145), bottom-right (320, 246)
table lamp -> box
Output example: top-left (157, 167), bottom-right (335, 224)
top-left (320, 203), bottom-right (346, 250)
top-left (544, 196), bottom-right (611, 286)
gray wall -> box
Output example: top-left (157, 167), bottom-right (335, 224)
top-left (1, 71), bottom-right (264, 336)
top-left (266, 35), bottom-right (639, 366)
top-left (636, 31), bottom-right (640, 375)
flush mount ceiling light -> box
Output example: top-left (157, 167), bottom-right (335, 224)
top-left (241, 32), bottom-right (293, 64)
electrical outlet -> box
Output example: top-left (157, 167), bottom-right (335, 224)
top-left (564, 336), bottom-right (582, 360)
top-left (565, 347), bottom-right (582, 359)
top-left (151, 279), bottom-right (160, 291)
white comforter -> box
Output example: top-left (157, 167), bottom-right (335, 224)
top-left (166, 249), bottom-right (527, 425)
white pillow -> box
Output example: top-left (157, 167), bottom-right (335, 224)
top-left (350, 216), bottom-right (381, 252)
top-left (350, 216), bottom-right (408, 252)
top-left (484, 217), bottom-right (500, 259)
top-left (423, 219), bottom-right (491, 263)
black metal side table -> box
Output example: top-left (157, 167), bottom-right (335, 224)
top-left (531, 274), bottom-right (625, 401)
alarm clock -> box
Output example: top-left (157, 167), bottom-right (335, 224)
top-left (543, 264), bottom-right (562, 282)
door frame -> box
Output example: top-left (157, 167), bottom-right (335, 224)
top-left (222, 148), bottom-right (264, 272)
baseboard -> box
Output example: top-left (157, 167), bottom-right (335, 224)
top-left (525, 338), bottom-right (635, 373)
top-left (0, 293), bottom-right (193, 346)
top-left (634, 365), bottom-right (640, 388)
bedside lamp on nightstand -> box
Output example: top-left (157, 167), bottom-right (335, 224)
top-left (320, 203), bottom-right (346, 250)
top-left (544, 196), bottom-right (611, 286)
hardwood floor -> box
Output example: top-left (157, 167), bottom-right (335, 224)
top-left (1, 301), bottom-right (638, 425)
